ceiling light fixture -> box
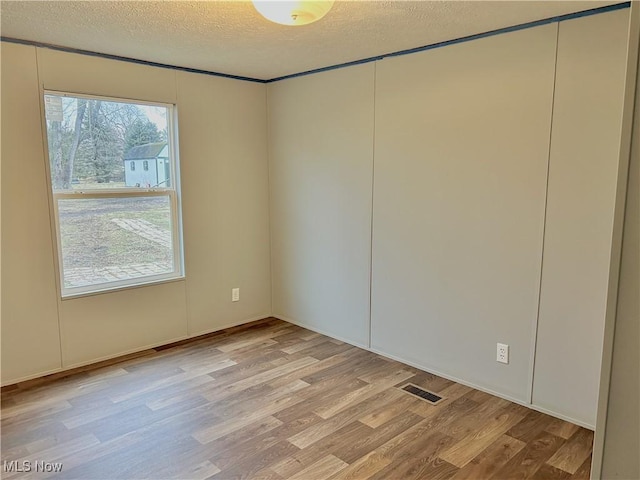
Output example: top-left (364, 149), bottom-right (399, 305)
top-left (252, 0), bottom-right (334, 26)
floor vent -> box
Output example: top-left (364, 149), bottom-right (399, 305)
top-left (398, 383), bottom-right (444, 405)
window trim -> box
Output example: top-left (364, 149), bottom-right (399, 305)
top-left (42, 90), bottom-right (185, 298)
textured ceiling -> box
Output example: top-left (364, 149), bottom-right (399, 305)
top-left (1, 1), bottom-right (618, 81)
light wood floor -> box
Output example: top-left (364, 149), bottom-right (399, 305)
top-left (1, 318), bottom-right (594, 480)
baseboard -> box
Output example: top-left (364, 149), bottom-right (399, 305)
top-left (272, 313), bottom-right (369, 350)
top-left (61, 335), bottom-right (191, 372)
top-left (1, 366), bottom-right (71, 388)
top-left (1, 314), bottom-right (273, 388)
top-left (524, 403), bottom-right (594, 431)
top-left (188, 313), bottom-right (274, 338)
top-left (274, 313), bottom-right (594, 430)
top-left (369, 346), bottom-right (595, 430)
top-left (3, 312), bottom-right (595, 430)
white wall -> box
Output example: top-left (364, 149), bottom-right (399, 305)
top-left (599, 5), bottom-right (639, 478)
top-left (532, 9), bottom-right (629, 427)
top-left (371, 24), bottom-right (557, 403)
top-left (601, 46), bottom-right (640, 480)
top-left (177, 70), bottom-right (272, 336)
top-left (0, 44), bottom-right (271, 383)
top-left (268, 64), bottom-right (374, 347)
top-left (1, 43), bottom-right (62, 381)
top-left (267, 10), bottom-right (629, 427)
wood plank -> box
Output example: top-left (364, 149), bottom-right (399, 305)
top-left (532, 463), bottom-right (573, 480)
top-left (149, 459), bottom-right (222, 480)
top-left (296, 340), bottom-right (354, 361)
top-left (407, 382), bottom-right (473, 417)
top-left (287, 388), bottom-right (403, 449)
top-left (337, 411), bottom-right (423, 464)
top-left (507, 409), bottom-right (555, 443)
top-left (438, 394), bottom-right (511, 439)
top-left (215, 436), bottom-right (301, 479)
top-left (280, 334), bottom-right (326, 354)
top-left (288, 454), bottom-right (348, 480)
top-left (328, 451), bottom-right (391, 480)
top-left (300, 352), bottom-right (387, 385)
top-left (403, 371), bottom-right (454, 394)
top-left (438, 408), bottom-right (526, 468)
top-left (545, 417), bottom-right (581, 440)
top-left (546, 428), bottom-right (594, 474)
top-left (571, 454), bottom-right (593, 480)
top-left (0, 319), bottom-right (589, 480)
top-left (249, 467), bottom-right (285, 480)
top-left (451, 434), bottom-right (525, 480)
top-left (369, 430), bottom-right (456, 480)
top-left (272, 420), bottom-right (374, 478)
top-left (200, 356), bottom-right (318, 402)
top-left (192, 380), bottom-right (309, 444)
top-left (273, 377), bottom-right (367, 425)
top-left (492, 431), bottom-right (566, 479)
top-left (211, 412), bottom-right (322, 471)
top-left (203, 415), bottom-right (284, 460)
top-left (313, 369), bottom-right (414, 419)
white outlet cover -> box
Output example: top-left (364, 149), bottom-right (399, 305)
top-left (232, 288), bottom-right (240, 302)
top-left (497, 343), bottom-right (509, 364)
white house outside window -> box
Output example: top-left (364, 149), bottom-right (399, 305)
top-left (43, 91), bottom-right (184, 297)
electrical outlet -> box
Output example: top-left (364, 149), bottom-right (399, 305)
top-left (497, 343), bottom-right (509, 364)
top-left (232, 288), bottom-right (240, 302)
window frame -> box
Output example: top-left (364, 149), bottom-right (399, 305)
top-left (42, 90), bottom-right (185, 298)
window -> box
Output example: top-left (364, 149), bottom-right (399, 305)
top-left (143, 160), bottom-right (149, 171)
top-left (43, 91), bottom-right (183, 297)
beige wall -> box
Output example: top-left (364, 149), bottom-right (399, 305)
top-left (268, 64), bottom-right (374, 347)
top-left (0, 44), bottom-right (271, 383)
top-left (601, 76), bottom-right (639, 478)
top-left (532, 9), bottom-right (629, 427)
top-left (1, 44), bottom-right (62, 381)
top-left (267, 10), bottom-right (629, 427)
top-left (371, 23), bottom-right (556, 404)
top-left (599, 5), bottom-right (640, 477)
top-left (177, 70), bottom-right (272, 336)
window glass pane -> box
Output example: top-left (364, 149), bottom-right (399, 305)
top-left (43, 92), bottom-right (182, 296)
top-left (44, 94), bottom-right (170, 191)
top-left (57, 196), bottom-right (173, 289)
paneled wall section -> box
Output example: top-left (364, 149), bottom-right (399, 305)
top-left (1, 44), bottom-right (272, 382)
top-left (268, 64), bottom-right (375, 347)
top-left (532, 9), bottom-right (630, 427)
top-left (370, 23), bottom-right (557, 405)
top-left (268, 10), bottom-right (629, 427)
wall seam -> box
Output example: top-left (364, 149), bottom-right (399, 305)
top-left (367, 62), bottom-right (377, 350)
top-left (265, 83), bottom-right (275, 318)
top-left (173, 69), bottom-right (191, 338)
top-left (34, 46), bottom-right (65, 371)
top-left (528, 22), bottom-right (561, 405)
